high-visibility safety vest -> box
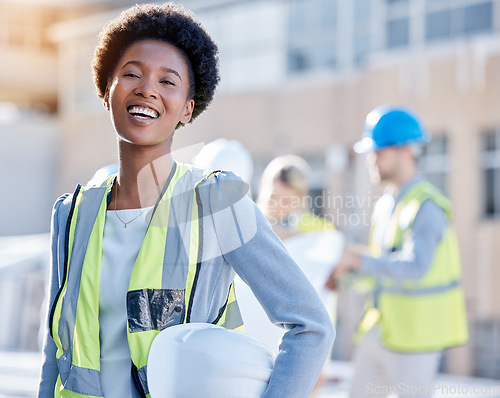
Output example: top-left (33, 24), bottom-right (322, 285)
top-left (357, 180), bottom-right (468, 352)
top-left (296, 211), bottom-right (335, 234)
top-left (49, 163), bottom-right (244, 398)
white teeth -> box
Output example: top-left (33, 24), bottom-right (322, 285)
top-left (128, 106), bottom-right (159, 119)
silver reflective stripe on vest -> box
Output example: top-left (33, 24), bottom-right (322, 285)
top-left (380, 279), bottom-right (460, 296)
top-left (162, 206), bottom-right (190, 289)
top-left (137, 366), bottom-right (149, 396)
top-left (64, 366), bottom-right (103, 396)
top-left (58, 352), bottom-right (103, 396)
top-left (56, 181), bottom-right (109, 397)
top-left (160, 169), bottom-right (198, 289)
top-left (58, 181), bottom-right (108, 352)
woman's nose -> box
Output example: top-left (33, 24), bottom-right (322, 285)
top-left (134, 77), bottom-right (157, 99)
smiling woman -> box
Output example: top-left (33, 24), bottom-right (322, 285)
top-left (37, 3), bottom-right (335, 398)
top-left (104, 40), bottom-right (194, 148)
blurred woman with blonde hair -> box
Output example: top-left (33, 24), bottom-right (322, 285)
top-left (257, 154), bottom-right (334, 240)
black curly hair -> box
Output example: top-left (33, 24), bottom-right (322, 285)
top-left (92, 2), bottom-right (219, 126)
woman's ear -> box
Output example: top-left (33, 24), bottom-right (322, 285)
top-left (103, 89), bottom-right (110, 111)
top-left (180, 99), bottom-right (195, 124)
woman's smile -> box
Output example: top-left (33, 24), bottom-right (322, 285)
top-left (127, 104), bottom-right (160, 120)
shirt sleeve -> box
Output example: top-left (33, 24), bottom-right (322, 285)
top-left (359, 199), bottom-right (447, 280)
top-left (208, 172), bottom-right (335, 398)
top-left (37, 194), bottom-right (70, 398)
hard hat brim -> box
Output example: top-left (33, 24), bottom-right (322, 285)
top-left (353, 133), bottom-right (431, 154)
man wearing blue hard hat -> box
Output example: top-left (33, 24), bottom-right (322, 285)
top-left (326, 105), bottom-right (468, 397)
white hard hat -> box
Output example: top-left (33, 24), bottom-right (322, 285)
top-left (147, 323), bottom-right (274, 398)
top-left (88, 163), bottom-right (118, 184)
top-left (192, 139), bottom-right (254, 184)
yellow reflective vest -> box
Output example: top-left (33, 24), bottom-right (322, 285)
top-left (50, 163), bottom-right (243, 397)
top-left (296, 211), bottom-right (335, 234)
top-left (357, 180), bottom-right (468, 352)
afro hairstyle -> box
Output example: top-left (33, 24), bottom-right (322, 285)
top-left (92, 2), bottom-right (219, 126)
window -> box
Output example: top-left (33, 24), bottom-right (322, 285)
top-left (353, 0), bottom-right (371, 65)
top-left (471, 319), bottom-right (500, 379)
top-left (302, 154), bottom-right (328, 217)
top-left (354, 36), bottom-right (370, 65)
top-left (287, 0), bottom-right (338, 74)
top-left (288, 50), bottom-right (309, 72)
top-left (463, 2), bottom-right (493, 35)
top-left (386, 18), bottom-right (410, 48)
top-left (1, 4), bottom-right (58, 51)
top-left (425, 1), bottom-right (493, 43)
top-left (385, 0), bottom-right (411, 50)
top-left (354, 0), bottom-right (371, 20)
top-left (481, 130), bottom-right (500, 217)
top-left (426, 10), bottom-right (452, 41)
top-left (288, 42), bottom-right (337, 72)
top-left (419, 135), bottom-right (449, 195)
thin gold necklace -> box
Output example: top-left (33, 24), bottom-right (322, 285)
top-left (113, 183), bottom-right (155, 228)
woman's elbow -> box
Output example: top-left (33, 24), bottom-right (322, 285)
top-left (316, 307), bottom-right (336, 352)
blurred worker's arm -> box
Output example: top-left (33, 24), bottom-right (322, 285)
top-left (359, 200), bottom-right (446, 279)
top-left (210, 172), bottom-right (335, 398)
top-left (326, 200), bottom-right (446, 287)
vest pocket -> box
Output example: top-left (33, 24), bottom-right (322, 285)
top-left (127, 289), bottom-right (185, 332)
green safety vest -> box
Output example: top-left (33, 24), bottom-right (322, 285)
top-left (49, 163), bottom-right (243, 397)
top-left (296, 211), bottom-right (335, 234)
top-left (356, 180), bottom-right (468, 352)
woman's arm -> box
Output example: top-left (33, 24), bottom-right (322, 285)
top-left (37, 194), bottom-right (70, 398)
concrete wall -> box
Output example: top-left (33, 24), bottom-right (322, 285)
top-left (0, 112), bottom-right (58, 236)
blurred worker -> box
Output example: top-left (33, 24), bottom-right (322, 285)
top-left (325, 105), bottom-right (468, 397)
top-left (258, 155), bottom-right (337, 396)
top-left (257, 154), bottom-right (334, 240)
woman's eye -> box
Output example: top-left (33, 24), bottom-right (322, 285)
top-left (124, 72), bottom-right (139, 78)
top-left (161, 79), bottom-right (175, 86)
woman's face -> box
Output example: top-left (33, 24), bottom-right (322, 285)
top-left (263, 179), bottom-right (302, 221)
top-left (104, 39), bottom-right (194, 147)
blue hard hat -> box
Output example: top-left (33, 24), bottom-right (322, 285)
top-left (353, 105), bottom-right (430, 153)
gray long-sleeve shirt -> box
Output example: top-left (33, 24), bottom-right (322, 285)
top-left (37, 169), bottom-right (335, 398)
top-left (360, 177), bottom-right (447, 280)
